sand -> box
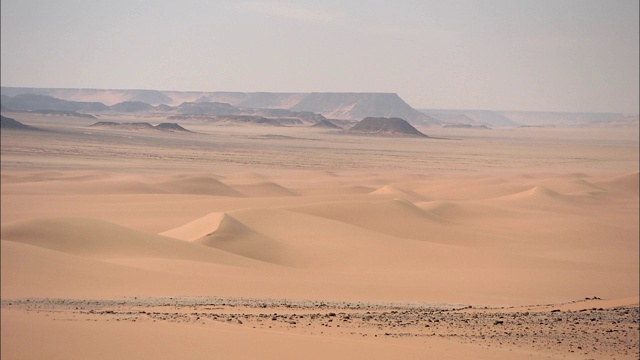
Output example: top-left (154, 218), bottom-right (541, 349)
top-left (1, 112), bottom-right (638, 359)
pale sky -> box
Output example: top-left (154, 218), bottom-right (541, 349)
top-left (1, 0), bottom-right (638, 113)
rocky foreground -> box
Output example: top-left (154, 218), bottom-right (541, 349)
top-left (3, 297), bottom-right (638, 359)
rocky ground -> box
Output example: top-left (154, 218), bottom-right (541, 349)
top-left (2, 297), bottom-right (638, 359)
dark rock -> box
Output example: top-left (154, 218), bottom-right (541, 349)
top-left (311, 119), bottom-right (341, 129)
top-left (348, 117), bottom-right (428, 137)
top-left (0, 115), bottom-right (39, 130)
top-left (155, 123), bottom-right (190, 132)
top-left (110, 101), bottom-right (154, 113)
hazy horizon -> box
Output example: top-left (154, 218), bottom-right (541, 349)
top-left (1, 0), bottom-right (638, 114)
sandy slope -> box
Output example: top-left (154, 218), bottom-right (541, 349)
top-left (1, 122), bottom-right (638, 359)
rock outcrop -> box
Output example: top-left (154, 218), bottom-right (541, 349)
top-left (348, 117), bottom-right (427, 137)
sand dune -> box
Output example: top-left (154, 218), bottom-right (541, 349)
top-left (595, 171), bottom-right (640, 195)
top-left (0, 217), bottom-right (259, 266)
top-left (2, 170), bottom-right (637, 304)
top-left (531, 177), bottom-right (605, 194)
top-left (0, 239), bottom-right (289, 299)
top-left (417, 200), bottom-right (481, 220)
top-left (295, 184), bottom-right (376, 196)
top-left (194, 213), bottom-right (291, 265)
top-left (159, 212), bottom-right (226, 241)
top-left (0, 175), bottom-right (157, 195)
top-left (287, 199), bottom-right (457, 242)
top-left (1, 122), bottom-right (638, 359)
top-left (222, 171), bottom-right (271, 183)
top-left (1, 240), bottom-right (158, 298)
top-left (496, 185), bottom-right (579, 203)
top-left (0, 172), bottom-right (261, 197)
top-left (399, 177), bottom-right (533, 201)
top-left (369, 184), bottom-right (428, 201)
top-left (232, 181), bottom-right (299, 197)
top-left (153, 175), bottom-right (244, 196)
top-left (1, 170), bottom-right (107, 184)
top-left (159, 203), bottom-right (637, 304)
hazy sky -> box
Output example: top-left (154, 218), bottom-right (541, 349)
top-left (1, 0), bottom-right (638, 113)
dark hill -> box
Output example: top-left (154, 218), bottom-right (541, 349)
top-left (348, 117), bottom-right (427, 137)
top-left (155, 104), bottom-right (173, 111)
top-left (1, 94), bottom-right (109, 112)
top-left (1, 115), bottom-right (39, 130)
top-left (311, 119), bottom-right (341, 129)
top-left (155, 123), bottom-right (191, 132)
top-left (110, 101), bottom-right (154, 113)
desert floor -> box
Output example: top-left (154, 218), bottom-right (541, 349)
top-left (1, 113), bottom-right (638, 359)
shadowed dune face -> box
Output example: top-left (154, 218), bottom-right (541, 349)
top-left (194, 213), bottom-right (291, 265)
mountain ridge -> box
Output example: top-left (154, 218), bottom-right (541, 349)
top-left (0, 87), bottom-right (436, 126)
top-left (2, 87), bottom-right (634, 127)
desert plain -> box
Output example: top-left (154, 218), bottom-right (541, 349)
top-left (1, 112), bottom-right (639, 359)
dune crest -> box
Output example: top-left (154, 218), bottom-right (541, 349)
top-left (233, 181), bottom-right (298, 197)
top-left (287, 199), bottom-right (453, 242)
top-left (159, 212), bottom-right (226, 241)
top-left (0, 217), bottom-right (259, 267)
top-left (596, 172), bottom-right (639, 196)
top-left (153, 176), bottom-right (243, 196)
top-left (419, 200), bottom-right (473, 219)
top-left (369, 184), bottom-right (427, 201)
top-left (194, 214), bottom-right (291, 266)
top-left (494, 185), bottom-right (587, 205)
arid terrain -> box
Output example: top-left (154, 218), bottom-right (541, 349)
top-left (1, 108), bottom-right (638, 359)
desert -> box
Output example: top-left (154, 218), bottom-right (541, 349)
top-left (1, 88), bottom-right (638, 359)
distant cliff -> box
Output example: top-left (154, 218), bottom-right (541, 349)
top-left (4, 87), bottom-right (630, 128)
top-left (0, 87), bottom-right (437, 126)
top-left (291, 93), bottom-right (437, 126)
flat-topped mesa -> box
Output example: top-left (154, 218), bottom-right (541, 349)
top-left (1, 88), bottom-right (440, 126)
top-left (348, 117), bottom-right (428, 137)
top-left (291, 93), bottom-right (438, 126)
